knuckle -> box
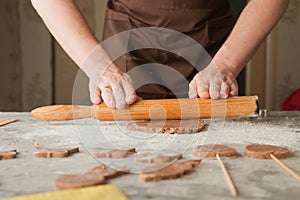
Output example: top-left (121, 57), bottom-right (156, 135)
top-left (189, 81), bottom-right (195, 88)
top-left (126, 94), bottom-right (137, 103)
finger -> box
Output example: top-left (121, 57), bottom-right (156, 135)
top-left (101, 86), bottom-right (116, 108)
top-left (195, 74), bottom-right (210, 99)
top-left (89, 81), bottom-right (101, 104)
top-left (220, 82), bottom-right (229, 99)
top-left (188, 80), bottom-right (197, 98)
top-left (126, 92), bottom-right (138, 105)
top-left (96, 88), bottom-right (101, 103)
top-left (229, 81), bottom-right (239, 97)
top-left (121, 74), bottom-right (138, 105)
top-left (209, 84), bottom-right (221, 99)
top-left (197, 86), bottom-right (210, 99)
top-left (111, 83), bottom-right (126, 110)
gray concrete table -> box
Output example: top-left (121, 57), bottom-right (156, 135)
top-left (0, 111), bottom-right (300, 200)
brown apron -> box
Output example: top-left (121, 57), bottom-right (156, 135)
top-left (102, 0), bottom-right (234, 99)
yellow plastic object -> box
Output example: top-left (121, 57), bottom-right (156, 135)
top-left (6, 184), bottom-right (128, 200)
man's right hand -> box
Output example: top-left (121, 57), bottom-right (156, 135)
top-left (188, 61), bottom-right (239, 99)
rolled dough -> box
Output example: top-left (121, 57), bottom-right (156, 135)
top-left (126, 119), bottom-right (205, 134)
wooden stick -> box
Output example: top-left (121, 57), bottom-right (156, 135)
top-left (216, 154), bottom-right (238, 197)
top-left (0, 119), bottom-right (18, 127)
top-left (270, 154), bottom-right (300, 182)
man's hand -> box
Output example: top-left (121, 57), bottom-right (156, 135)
top-left (82, 45), bottom-right (138, 109)
top-left (189, 0), bottom-right (289, 100)
top-left (188, 62), bottom-right (238, 99)
top-left (89, 63), bottom-right (138, 109)
top-left (31, 0), bottom-right (138, 109)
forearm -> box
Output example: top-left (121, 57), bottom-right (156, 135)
top-left (213, 0), bottom-right (289, 76)
top-left (31, 0), bottom-right (99, 66)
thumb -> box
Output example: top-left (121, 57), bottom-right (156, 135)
top-left (89, 80), bottom-right (101, 105)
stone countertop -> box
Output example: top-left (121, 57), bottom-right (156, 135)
top-left (0, 111), bottom-right (299, 200)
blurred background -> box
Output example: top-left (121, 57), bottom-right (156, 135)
top-left (0, 0), bottom-right (299, 112)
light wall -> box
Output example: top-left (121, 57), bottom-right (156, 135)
top-left (0, 0), bottom-right (106, 111)
top-left (0, 0), bottom-right (52, 111)
top-left (246, 0), bottom-right (300, 110)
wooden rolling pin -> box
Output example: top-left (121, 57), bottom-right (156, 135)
top-left (31, 96), bottom-right (258, 121)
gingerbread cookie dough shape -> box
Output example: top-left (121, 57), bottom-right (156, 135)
top-left (139, 160), bottom-right (201, 182)
top-left (0, 149), bottom-right (18, 160)
top-left (86, 165), bottom-right (129, 179)
top-left (193, 144), bottom-right (238, 158)
top-left (90, 147), bottom-right (136, 158)
top-left (245, 144), bottom-right (290, 159)
top-left (34, 145), bottom-right (79, 158)
top-left (126, 119), bottom-right (205, 134)
top-left (55, 164), bottom-right (129, 190)
top-left (135, 152), bottom-right (182, 164)
top-left (54, 173), bottom-right (105, 190)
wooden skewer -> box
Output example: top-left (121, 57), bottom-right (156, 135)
top-left (0, 119), bottom-right (18, 127)
top-left (270, 154), bottom-right (300, 182)
top-left (216, 154), bottom-right (238, 197)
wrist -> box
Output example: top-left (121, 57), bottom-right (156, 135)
top-left (80, 44), bottom-right (113, 81)
top-left (212, 43), bottom-right (245, 78)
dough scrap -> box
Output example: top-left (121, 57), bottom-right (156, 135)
top-left (245, 144), bottom-right (290, 159)
top-left (193, 144), bottom-right (238, 158)
top-left (139, 160), bottom-right (201, 182)
top-left (90, 148), bottom-right (136, 158)
top-left (126, 119), bottom-right (205, 134)
top-left (0, 149), bottom-right (17, 160)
